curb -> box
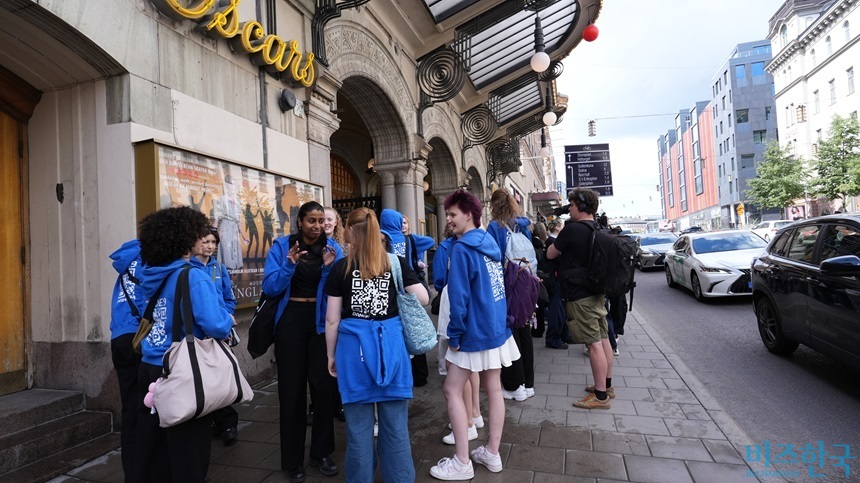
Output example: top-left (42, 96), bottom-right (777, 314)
top-left (631, 307), bottom-right (787, 483)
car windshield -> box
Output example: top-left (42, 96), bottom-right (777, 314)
top-left (774, 221), bottom-right (792, 228)
top-left (692, 233), bottom-right (767, 254)
top-left (640, 234), bottom-right (678, 246)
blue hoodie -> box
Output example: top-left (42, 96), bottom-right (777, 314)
top-left (138, 260), bottom-right (234, 366)
top-left (262, 235), bottom-right (344, 334)
top-left (379, 209), bottom-right (407, 259)
top-left (189, 257), bottom-right (236, 314)
top-left (432, 236), bottom-right (456, 292)
top-left (487, 217), bottom-right (533, 259)
top-left (445, 229), bottom-right (511, 352)
top-left (335, 316), bottom-right (413, 404)
top-left (109, 240), bottom-right (145, 340)
top-left (407, 233), bottom-right (435, 271)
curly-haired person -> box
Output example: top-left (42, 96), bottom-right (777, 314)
top-left (135, 206), bottom-right (236, 482)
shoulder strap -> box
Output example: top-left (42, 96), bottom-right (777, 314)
top-left (408, 235), bottom-right (419, 269)
top-left (388, 253), bottom-right (405, 294)
top-left (142, 276), bottom-right (169, 322)
top-left (171, 266), bottom-right (195, 343)
top-left (119, 270), bottom-right (141, 320)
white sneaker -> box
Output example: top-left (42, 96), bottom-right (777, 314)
top-left (470, 445), bottom-right (503, 473)
top-left (448, 416), bottom-right (484, 430)
top-left (582, 346), bottom-right (590, 356)
top-left (524, 387), bottom-right (535, 398)
top-left (442, 424), bottom-right (478, 445)
top-left (613, 348), bottom-right (620, 356)
top-left (373, 422), bottom-right (378, 437)
top-left (430, 455), bottom-right (474, 480)
top-left (502, 385), bottom-right (528, 401)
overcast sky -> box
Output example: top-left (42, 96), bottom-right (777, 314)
top-left (553, 0), bottom-right (785, 219)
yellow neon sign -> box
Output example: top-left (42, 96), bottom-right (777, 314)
top-left (150, 0), bottom-right (316, 87)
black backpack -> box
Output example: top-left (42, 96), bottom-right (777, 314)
top-left (577, 221), bottom-right (638, 301)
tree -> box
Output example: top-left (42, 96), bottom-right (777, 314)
top-left (744, 140), bottom-right (806, 219)
top-left (811, 114), bottom-right (860, 209)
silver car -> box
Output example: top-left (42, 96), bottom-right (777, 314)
top-left (636, 233), bottom-right (679, 270)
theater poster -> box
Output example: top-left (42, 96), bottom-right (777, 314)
top-left (135, 141), bottom-right (324, 307)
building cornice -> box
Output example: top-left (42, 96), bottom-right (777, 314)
top-left (767, 0), bottom-right (857, 72)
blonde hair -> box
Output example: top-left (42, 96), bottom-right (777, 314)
top-left (344, 208), bottom-right (390, 280)
top-left (325, 207), bottom-right (346, 247)
top-left (401, 215), bottom-right (411, 235)
top-left (490, 189), bottom-right (522, 229)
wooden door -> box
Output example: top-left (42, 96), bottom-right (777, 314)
top-left (0, 110), bottom-right (26, 395)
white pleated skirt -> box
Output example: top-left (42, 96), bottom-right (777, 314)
top-left (445, 335), bottom-right (521, 372)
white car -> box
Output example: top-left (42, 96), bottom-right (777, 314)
top-left (751, 220), bottom-right (793, 242)
top-left (664, 230), bottom-right (768, 302)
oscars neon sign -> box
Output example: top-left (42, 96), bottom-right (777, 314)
top-left (150, 0), bottom-right (316, 87)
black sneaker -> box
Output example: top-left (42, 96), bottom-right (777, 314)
top-left (286, 466), bottom-right (305, 483)
top-left (221, 426), bottom-right (238, 446)
top-left (309, 456), bottom-right (339, 476)
top-left (546, 342), bottom-right (569, 350)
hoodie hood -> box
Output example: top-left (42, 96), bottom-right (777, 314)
top-left (110, 239), bottom-right (141, 274)
top-left (457, 229), bottom-right (501, 262)
top-left (140, 259), bottom-right (190, 299)
top-left (513, 216), bottom-right (531, 233)
top-left (380, 209), bottom-right (407, 257)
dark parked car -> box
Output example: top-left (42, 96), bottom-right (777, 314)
top-left (680, 226), bottom-right (705, 235)
top-left (751, 214), bottom-right (860, 371)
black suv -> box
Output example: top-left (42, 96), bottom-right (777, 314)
top-left (751, 214), bottom-right (860, 370)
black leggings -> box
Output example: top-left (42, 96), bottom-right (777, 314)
top-left (500, 325), bottom-right (535, 390)
top-left (275, 302), bottom-right (337, 470)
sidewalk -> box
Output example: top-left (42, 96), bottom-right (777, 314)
top-left (51, 311), bottom-right (766, 483)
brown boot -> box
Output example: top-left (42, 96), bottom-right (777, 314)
top-left (572, 393), bottom-right (611, 409)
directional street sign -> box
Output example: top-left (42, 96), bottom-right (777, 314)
top-left (564, 144), bottom-right (614, 197)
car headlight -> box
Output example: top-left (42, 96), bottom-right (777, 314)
top-left (640, 249), bottom-right (657, 256)
top-left (700, 266), bottom-right (732, 274)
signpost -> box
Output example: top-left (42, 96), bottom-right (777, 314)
top-left (564, 144), bottom-right (613, 196)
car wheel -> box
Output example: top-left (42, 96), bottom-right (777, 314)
top-left (690, 272), bottom-right (706, 302)
top-left (756, 297), bottom-right (799, 355)
top-left (665, 266), bottom-right (677, 288)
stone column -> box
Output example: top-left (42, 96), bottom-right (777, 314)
top-left (378, 169), bottom-right (397, 212)
top-left (306, 71), bottom-right (342, 204)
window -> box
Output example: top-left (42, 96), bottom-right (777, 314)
top-left (814, 90), bottom-right (820, 113)
top-left (330, 155), bottom-right (360, 200)
top-left (780, 25), bottom-right (787, 47)
top-left (722, 96), bottom-right (726, 110)
top-left (724, 71), bottom-right (728, 85)
top-left (820, 224), bottom-right (860, 260)
top-left (829, 79), bottom-right (836, 104)
top-left (720, 121), bottom-right (724, 135)
top-left (786, 225), bottom-right (820, 264)
top-left (719, 143), bottom-right (723, 156)
top-left (731, 157), bottom-right (736, 170)
top-left (845, 21), bottom-right (851, 43)
top-left (826, 36), bottom-right (832, 55)
top-left (785, 106), bottom-right (791, 125)
top-left (751, 61), bottom-right (765, 77)
top-left (811, 49), bottom-right (816, 67)
top-left (741, 154), bottom-right (754, 169)
top-left (816, 128), bottom-right (822, 139)
top-left (729, 114), bottom-right (733, 127)
top-left (765, 106), bottom-right (772, 120)
top-left (694, 158), bottom-right (703, 194)
top-left (848, 67), bottom-right (855, 95)
top-left (754, 130), bottom-right (767, 144)
top-left (736, 109), bottom-right (749, 123)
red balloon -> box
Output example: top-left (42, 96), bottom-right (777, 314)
top-left (583, 24), bottom-right (599, 42)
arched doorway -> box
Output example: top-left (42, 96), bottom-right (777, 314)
top-left (426, 137), bottom-right (459, 241)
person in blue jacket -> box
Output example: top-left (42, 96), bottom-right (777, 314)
top-left (262, 201), bottom-right (343, 483)
top-left (190, 226), bottom-right (240, 445)
top-left (324, 207), bottom-right (428, 482)
top-left (430, 189), bottom-right (520, 481)
top-left (109, 239), bottom-right (145, 480)
top-left (487, 189), bottom-right (536, 402)
top-left (135, 206), bottom-right (235, 483)
top-left (401, 214), bottom-right (435, 287)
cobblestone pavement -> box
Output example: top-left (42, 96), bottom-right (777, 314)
top-left (52, 310), bottom-right (773, 483)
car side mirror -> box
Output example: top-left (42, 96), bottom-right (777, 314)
top-left (820, 255), bottom-right (860, 276)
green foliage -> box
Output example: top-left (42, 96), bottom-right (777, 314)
top-left (744, 140), bottom-right (806, 218)
top-left (811, 115), bottom-right (860, 207)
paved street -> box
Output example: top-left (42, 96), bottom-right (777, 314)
top-left (633, 268), bottom-right (860, 482)
top-left (49, 303), bottom-right (795, 483)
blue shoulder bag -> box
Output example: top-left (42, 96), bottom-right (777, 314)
top-left (388, 254), bottom-right (437, 355)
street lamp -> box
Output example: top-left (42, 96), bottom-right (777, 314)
top-left (530, 16), bottom-right (550, 73)
top-left (542, 85), bottom-right (556, 126)
top-left (538, 128), bottom-right (550, 157)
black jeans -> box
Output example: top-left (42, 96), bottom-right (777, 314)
top-left (500, 325), bottom-right (534, 391)
top-left (275, 302), bottom-right (336, 470)
top-left (136, 363), bottom-right (212, 483)
top-left (607, 294), bottom-right (628, 335)
top-left (111, 333), bottom-right (140, 481)
top-left (545, 284), bottom-right (572, 346)
top-left (211, 406), bottom-right (239, 433)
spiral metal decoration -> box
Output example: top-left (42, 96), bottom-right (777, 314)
top-left (461, 106), bottom-right (497, 144)
top-left (486, 139), bottom-right (520, 176)
top-left (418, 49), bottom-right (466, 103)
top-left (538, 61), bottom-right (564, 82)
